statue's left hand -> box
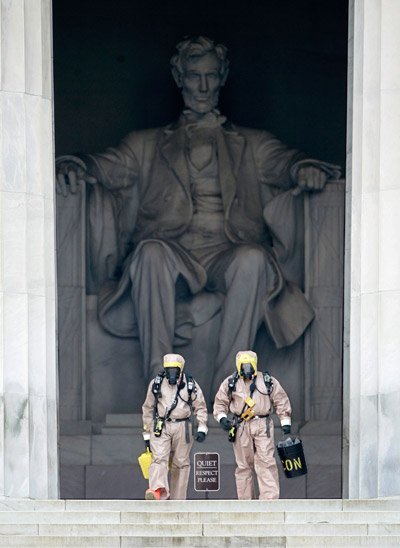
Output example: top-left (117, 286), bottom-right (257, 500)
top-left (292, 166), bottom-right (328, 196)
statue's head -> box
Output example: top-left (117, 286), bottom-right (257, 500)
top-left (170, 36), bottom-right (229, 115)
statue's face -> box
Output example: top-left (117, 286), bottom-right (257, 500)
top-left (180, 52), bottom-right (224, 115)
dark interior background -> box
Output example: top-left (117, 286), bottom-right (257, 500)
top-left (53, 0), bottom-right (348, 167)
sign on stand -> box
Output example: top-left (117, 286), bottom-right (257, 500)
top-left (194, 452), bottom-right (220, 492)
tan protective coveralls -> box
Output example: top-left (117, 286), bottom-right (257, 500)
top-left (142, 374), bottom-right (208, 499)
top-left (213, 373), bottom-right (291, 499)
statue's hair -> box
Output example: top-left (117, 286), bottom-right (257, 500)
top-left (170, 36), bottom-right (229, 81)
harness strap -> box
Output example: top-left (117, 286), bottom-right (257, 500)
top-left (233, 414), bottom-right (269, 419)
top-left (232, 412), bottom-right (271, 437)
top-left (227, 371), bottom-right (239, 399)
top-left (185, 419), bottom-right (190, 443)
top-left (153, 383), bottom-right (180, 432)
top-left (153, 373), bottom-right (197, 442)
top-left (230, 374), bottom-right (272, 436)
top-left (165, 417), bottom-right (191, 442)
top-left (152, 371), bottom-right (165, 430)
top-left (163, 387), bottom-right (180, 421)
top-left (231, 380), bottom-right (257, 431)
top-left (262, 371), bottom-right (273, 395)
top-left (266, 416), bottom-right (271, 438)
top-left (184, 373), bottom-right (196, 439)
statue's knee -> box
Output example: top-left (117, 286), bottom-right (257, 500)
top-left (129, 242), bottom-right (168, 281)
top-left (231, 245), bottom-right (266, 275)
top-left (136, 241), bottom-right (166, 266)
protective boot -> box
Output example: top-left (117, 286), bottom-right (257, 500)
top-left (145, 488), bottom-right (161, 500)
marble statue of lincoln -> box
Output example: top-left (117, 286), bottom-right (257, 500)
top-left (56, 36), bottom-right (340, 393)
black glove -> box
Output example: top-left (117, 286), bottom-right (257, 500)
top-left (220, 417), bottom-right (231, 431)
top-left (196, 431), bottom-right (206, 443)
top-left (282, 425), bottom-right (291, 435)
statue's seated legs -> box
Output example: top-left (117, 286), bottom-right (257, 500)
top-left (129, 240), bottom-right (180, 379)
top-left (130, 239), bottom-right (275, 389)
top-left (210, 244), bottom-right (270, 392)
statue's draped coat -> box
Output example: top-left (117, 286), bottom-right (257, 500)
top-left (81, 120), bottom-right (331, 348)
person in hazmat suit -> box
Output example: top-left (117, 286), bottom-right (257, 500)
top-left (213, 350), bottom-right (291, 499)
top-left (142, 353), bottom-right (208, 500)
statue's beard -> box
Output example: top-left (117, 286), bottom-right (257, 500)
top-left (182, 89), bottom-right (220, 115)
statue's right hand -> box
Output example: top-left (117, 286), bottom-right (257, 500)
top-left (56, 158), bottom-right (97, 196)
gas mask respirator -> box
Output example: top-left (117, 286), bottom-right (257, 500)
top-left (165, 366), bottom-right (181, 385)
top-left (240, 362), bottom-right (255, 380)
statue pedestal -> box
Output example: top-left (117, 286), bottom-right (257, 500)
top-left (60, 415), bottom-right (341, 499)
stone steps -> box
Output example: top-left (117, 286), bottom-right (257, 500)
top-left (1, 510), bottom-right (400, 524)
top-left (1, 536), bottom-right (400, 547)
top-left (2, 498), bottom-right (400, 512)
top-left (0, 499), bottom-right (399, 546)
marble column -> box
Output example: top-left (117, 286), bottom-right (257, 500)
top-left (0, 0), bottom-right (58, 498)
top-left (345, 0), bottom-right (400, 498)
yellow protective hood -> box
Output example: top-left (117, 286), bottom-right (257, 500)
top-left (163, 353), bottom-right (185, 371)
top-left (236, 350), bottom-right (258, 376)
